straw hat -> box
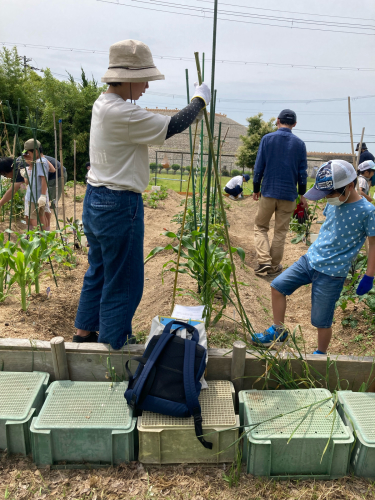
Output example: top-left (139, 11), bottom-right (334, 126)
top-left (101, 40), bottom-right (165, 83)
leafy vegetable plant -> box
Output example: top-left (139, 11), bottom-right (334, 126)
top-left (146, 228), bottom-right (245, 327)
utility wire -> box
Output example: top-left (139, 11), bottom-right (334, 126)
top-left (142, 102), bottom-right (375, 116)
top-left (2, 41), bottom-right (375, 72)
top-left (96, 0), bottom-right (375, 35)
top-left (195, 0), bottom-right (375, 23)
top-left (145, 90), bottom-right (375, 104)
top-left (135, 0), bottom-right (375, 30)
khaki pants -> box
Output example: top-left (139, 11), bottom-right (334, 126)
top-left (254, 196), bottom-right (296, 267)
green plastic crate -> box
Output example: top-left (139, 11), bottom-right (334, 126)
top-left (30, 381), bottom-right (136, 467)
top-left (338, 391), bottom-right (375, 478)
top-left (138, 380), bottom-right (239, 464)
top-left (0, 371), bottom-right (49, 455)
top-left (239, 389), bottom-right (353, 479)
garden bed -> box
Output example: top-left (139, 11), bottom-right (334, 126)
top-left (0, 186), bottom-right (374, 359)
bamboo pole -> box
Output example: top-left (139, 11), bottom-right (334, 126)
top-left (356, 128), bottom-right (365, 170)
top-left (203, 0), bottom-right (218, 293)
top-left (53, 113), bottom-right (59, 223)
top-left (73, 139), bottom-right (77, 245)
top-left (200, 53), bottom-right (205, 224)
top-left (212, 121), bottom-right (222, 224)
top-left (170, 123), bottom-right (199, 315)
top-left (347, 97), bottom-right (356, 167)
top-left (194, 53), bottom-right (246, 339)
top-left (59, 120), bottom-right (66, 228)
top-left (185, 69), bottom-right (197, 231)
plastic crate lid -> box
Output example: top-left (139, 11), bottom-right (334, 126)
top-left (338, 392), bottom-right (375, 445)
top-left (244, 389), bottom-right (350, 441)
top-left (142, 380), bottom-right (236, 428)
top-left (0, 371), bottom-right (48, 421)
top-left (34, 381), bottom-right (132, 430)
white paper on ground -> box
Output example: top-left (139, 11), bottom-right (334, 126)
top-left (171, 304), bottom-right (205, 322)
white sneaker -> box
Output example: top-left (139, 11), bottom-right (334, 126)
top-left (229, 195), bottom-right (236, 200)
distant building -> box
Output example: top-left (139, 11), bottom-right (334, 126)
top-left (306, 152), bottom-right (355, 178)
top-left (146, 108), bottom-right (246, 172)
top-left (146, 108), bottom-right (354, 177)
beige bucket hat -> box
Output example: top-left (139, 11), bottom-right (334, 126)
top-left (102, 40), bottom-right (165, 83)
top-left (22, 138), bottom-right (41, 153)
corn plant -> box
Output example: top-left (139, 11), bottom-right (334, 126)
top-left (0, 232), bottom-right (16, 301)
top-left (18, 235), bottom-right (54, 294)
top-left (146, 228), bottom-right (245, 327)
top-left (7, 238), bottom-right (40, 310)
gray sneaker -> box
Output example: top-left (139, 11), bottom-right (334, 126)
top-left (254, 263), bottom-right (271, 274)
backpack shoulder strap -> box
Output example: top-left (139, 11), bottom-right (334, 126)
top-left (183, 338), bottom-right (212, 450)
top-left (127, 329), bottom-right (173, 409)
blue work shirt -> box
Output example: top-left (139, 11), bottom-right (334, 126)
top-left (253, 128), bottom-right (307, 201)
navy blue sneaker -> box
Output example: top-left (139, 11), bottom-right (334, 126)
top-left (252, 326), bottom-right (288, 347)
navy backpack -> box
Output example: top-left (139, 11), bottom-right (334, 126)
top-left (124, 320), bottom-right (212, 449)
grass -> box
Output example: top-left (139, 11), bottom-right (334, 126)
top-left (2, 453), bottom-right (375, 500)
top-left (146, 175), bottom-right (318, 195)
top-left (147, 172), bottom-right (254, 194)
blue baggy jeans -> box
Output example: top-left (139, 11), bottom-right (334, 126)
top-left (74, 185), bottom-right (144, 349)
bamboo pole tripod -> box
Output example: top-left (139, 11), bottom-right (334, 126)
top-left (194, 53), bottom-right (246, 337)
top-left (170, 123), bottom-right (200, 315)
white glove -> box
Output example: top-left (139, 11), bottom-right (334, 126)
top-left (191, 82), bottom-right (211, 108)
top-left (195, 109), bottom-right (204, 123)
top-left (20, 168), bottom-right (26, 179)
top-left (38, 194), bottom-right (47, 208)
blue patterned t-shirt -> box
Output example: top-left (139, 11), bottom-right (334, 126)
top-left (307, 197), bottom-right (375, 277)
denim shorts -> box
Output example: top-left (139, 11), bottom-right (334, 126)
top-left (271, 254), bottom-right (346, 329)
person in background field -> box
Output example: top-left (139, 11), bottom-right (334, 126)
top-left (20, 139), bottom-right (67, 230)
top-left (253, 109), bottom-right (308, 276)
top-left (74, 39), bottom-right (210, 348)
top-left (224, 174), bottom-right (250, 200)
top-left (253, 160), bottom-right (375, 354)
top-left (22, 142), bottom-right (51, 230)
top-left (85, 161), bottom-right (90, 184)
top-left (357, 160), bottom-right (375, 203)
top-left (0, 157), bottom-right (27, 209)
top-left (357, 142), bottom-right (374, 164)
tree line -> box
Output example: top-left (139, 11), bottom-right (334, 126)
top-left (0, 47), bottom-right (102, 182)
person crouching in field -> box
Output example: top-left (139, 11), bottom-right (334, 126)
top-left (224, 174), bottom-right (250, 200)
top-left (253, 160), bottom-right (375, 354)
top-left (357, 160), bottom-right (375, 203)
top-left (73, 39), bottom-right (211, 348)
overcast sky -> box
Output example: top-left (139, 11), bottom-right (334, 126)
top-left (2, 0), bottom-right (374, 154)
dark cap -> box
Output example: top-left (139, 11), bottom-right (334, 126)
top-left (356, 142), bottom-right (367, 151)
top-left (278, 109), bottom-right (297, 124)
top-left (243, 174), bottom-right (250, 182)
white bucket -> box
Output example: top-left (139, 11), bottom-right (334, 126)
top-left (310, 233), bottom-right (319, 243)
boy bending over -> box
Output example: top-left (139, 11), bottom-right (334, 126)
top-left (253, 160), bottom-right (375, 354)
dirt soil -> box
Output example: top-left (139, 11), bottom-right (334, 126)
top-left (1, 453), bottom-right (375, 500)
top-left (0, 187), bottom-right (374, 357)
